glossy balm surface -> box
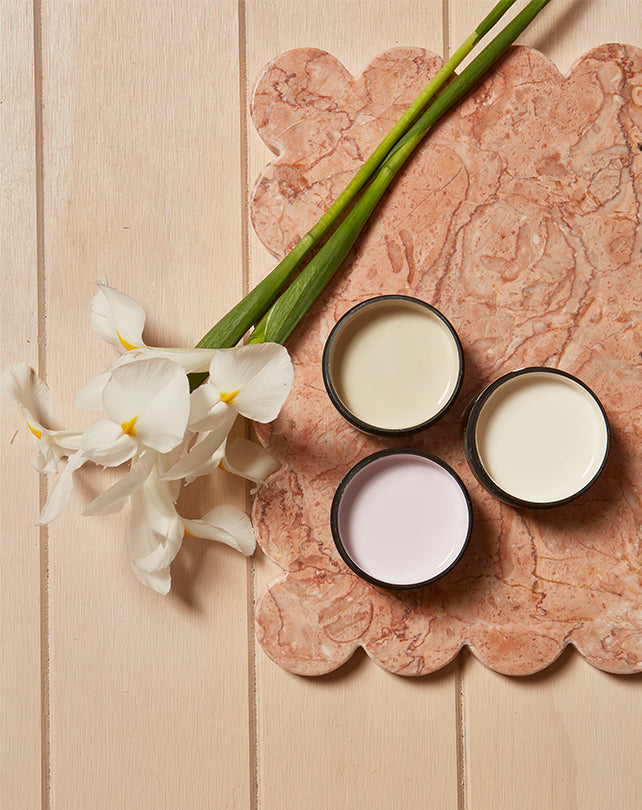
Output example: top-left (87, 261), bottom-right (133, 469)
top-left (474, 371), bottom-right (609, 504)
top-left (334, 453), bottom-right (471, 587)
top-left (327, 299), bottom-right (461, 431)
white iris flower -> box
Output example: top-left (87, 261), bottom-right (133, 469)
top-left (0, 363), bottom-right (83, 474)
top-left (1, 281), bottom-right (293, 593)
top-left (127, 461), bottom-right (255, 595)
top-left (76, 281), bottom-right (218, 410)
top-left (163, 343), bottom-right (293, 483)
top-left (93, 280), bottom-right (218, 372)
top-left (41, 355), bottom-right (190, 524)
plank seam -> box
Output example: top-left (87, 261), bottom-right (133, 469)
top-left (237, 1), bottom-right (260, 808)
top-left (442, 0), bottom-right (450, 60)
top-left (444, 8), bottom-right (464, 807)
top-left (32, 2), bottom-right (50, 809)
top-left (238, 0), bottom-right (251, 310)
top-left (456, 655), bottom-right (467, 810)
top-left (247, 555), bottom-right (259, 810)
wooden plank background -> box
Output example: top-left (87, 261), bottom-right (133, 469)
top-left (1, 1), bottom-right (641, 808)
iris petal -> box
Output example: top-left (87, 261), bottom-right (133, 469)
top-left (127, 474), bottom-right (184, 572)
top-left (92, 282), bottom-right (147, 351)
top-left (130, 563), bottom-right (171, 596)
top-left (161, 413), bottom-right (236, 482)
top-left (38, 450), bottom-right (87, 525)
top-left (183, 504), bottom-right (255, 555)
top-left (0, 363), bottom-right (53, 430)
top-left (221, 435), bottom-right (280, 491)
top-left (102, 357), bottom-right (190, 453)
top-left (81, 419), bottom-right (137, 466)
top-left (188, 387), bottom-right (227, 432)
top-left (208, 343), bottom-right (293, 423)
top-left (83, 451), bottom-right (155, 516)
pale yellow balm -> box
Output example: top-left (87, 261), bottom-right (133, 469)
top-left (326, 297), bottom-right (462, 432)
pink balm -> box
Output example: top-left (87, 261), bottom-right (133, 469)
top-left (331, 450), bottom-right (472, 589)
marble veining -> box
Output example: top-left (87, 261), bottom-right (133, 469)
top-left (250, 44), bottom-right (642, 676)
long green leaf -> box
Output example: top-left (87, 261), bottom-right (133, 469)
top-left (195, 0), bottom-right (524, 351)
top-left (249, 0), bottom-right (552, 346)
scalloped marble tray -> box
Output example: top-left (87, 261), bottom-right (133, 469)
top-left (250, 43), bottom-right (642, 676)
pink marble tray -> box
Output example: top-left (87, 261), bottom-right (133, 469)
top-left (250, 44), bottom-right (642, 676)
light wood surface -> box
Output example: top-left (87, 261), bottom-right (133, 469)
top-left (2, 2), bottom-right (641, 808)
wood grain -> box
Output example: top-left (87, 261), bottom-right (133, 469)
top-left (463, 650), bottom-right (642, 810)
top-left (0, 2), bottom-right (42, 807)
top-left (1, 1), bottom-right (641, 808)
top-left (38, 2), bottom-right (251, 808)
top-left (448, 3), bottom-right (642, 809)
top-left (245, 5), bottom-right (462, 809)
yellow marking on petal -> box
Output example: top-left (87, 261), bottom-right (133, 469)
top-left (28, 422), bottom-right (42, 439)
top-left (121, 415), bottom-right (137, 436)
top-left (184, 528), bottom-right (195, 538)
top-left (116, 330), bottom-right (138, 351)
top-left (220, 389), bottom-right (240, 405)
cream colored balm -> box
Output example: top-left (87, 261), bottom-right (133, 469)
top-left (324, 297), bottom-right (462, 434)
top-left (469, 369), bottom-right (609, 506)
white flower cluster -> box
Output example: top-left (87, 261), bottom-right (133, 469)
top-left (1, 282), bottom-right (293, 594)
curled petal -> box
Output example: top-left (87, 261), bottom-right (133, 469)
top-left (38, 450), bottom-right (87, 525)
top-left (208, 343), bottom-right (293, 422)
top-left (83, 450), bottom-right (155, 516)
top-left (74, 353), bottom-right (141, 411)
top-left (161, 409), bottom-right (237, 483)
top-left (188, 386), bottom-right (227, 432)
top-left (81, 419), bottom-right (137, 467)
top-left (47, 430), bottom-right (83, 453)
top-left (131, 526), bottom-right (183, 574)
top-left (75, 368), bottom-right (112, 411)
top-left (1, 365), bottom-right (84, 474)
top-left (76, 349), bottom-right (218, 415)
top-left (102, 357), bottom-right (190, 453)
top-left (156, 434), bottom-right (191, 502)
top-left (32, 430), bottom-right (82, 475)
top-left (145, 347), bottom-right (216, 374)
top-left (129, 524), bottom-right (183, 574)
top-left (33, 440), bottom-right (67, 475)
top-left (92, 282), bottom-right (217, 372)
top-left (222, 435), bottom-right (281, 492)
top-left (0, 363), bottom-right (53, 432)
top-left (130, 563), bottom-right (171, 596)
top-left (127, 474), bottom-right (184, 572)
top-left (183, 504), bottom-right (256, 556)
top-left (92, 281), bottom-right (147, 352)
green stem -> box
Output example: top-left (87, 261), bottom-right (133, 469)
top-left (288, 0), bottom-right (521, 251)
top-left (195, 0), bottom-right (522, 351)
top-left (246, 166), bottom-right (396, 345)
top-left (249, 0), bottom-right (552, 346)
